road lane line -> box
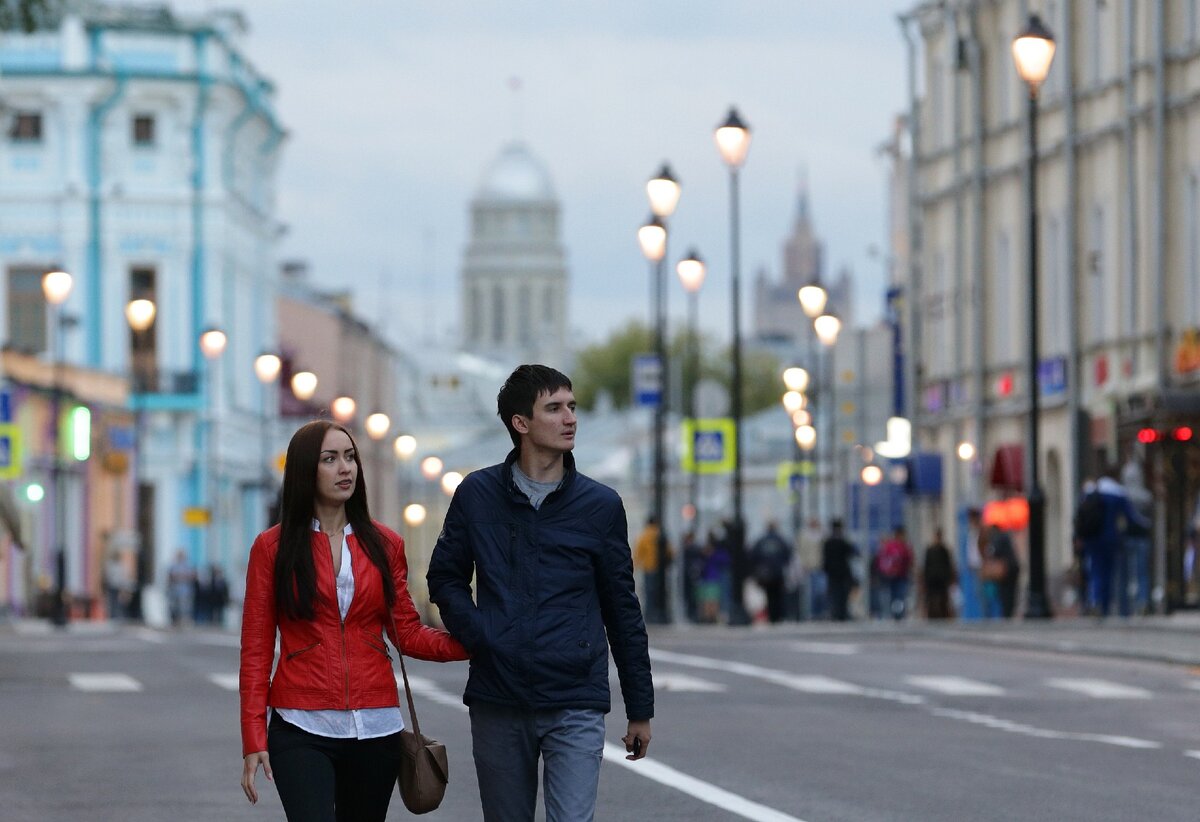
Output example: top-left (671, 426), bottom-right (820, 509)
top-left (1184, 750), bottom-right (1200, 760)
top-left (906, 676), bottom-right (1006, 696)
top-left (1045, 678), bottom-right (1152, 699)
top-left (602, 742), bottom-right (809, 822)
top-left (791, 641), bottom-right (859, 655)
top-left (208, 673), bottom-right (239, 691)
top-left (930, 708), bottom-right (1161, 749)
top-left (654, 673), bottom-right (727, 692)
top-left (68, 673), bottom-right (142, 692)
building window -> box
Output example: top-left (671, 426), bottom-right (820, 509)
top-left (8, 111), bottom-right (42, 142)
top-left (1045, 215), bottom-right (1066, 354)
top-left (6, 266), bottom-right (49, 353)
top-left (492, 283), bottom-right (505, 344)
top-left (544, 285), bottom-right (555, 323)
top-left (129, 267), bottom-right (158, 392)
top-left (993, 231), bottom-right (1012, 362)
top-left (132, 114), bottom-right (156, 147)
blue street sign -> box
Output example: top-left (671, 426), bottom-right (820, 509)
top-left (0, 388), bottom-right (11, 423)
top-left (632, 353), bottom-right (662, 408)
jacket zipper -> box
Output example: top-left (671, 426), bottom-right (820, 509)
top-left (286, 641), bottom-right (320, 660)
top-left (340, 617), bottom-right (350, 708)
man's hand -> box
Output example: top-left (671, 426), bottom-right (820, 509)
top-left (622, 719), bottom-right (652, 761)
top-left (241, 751), bottom-right (273, 804)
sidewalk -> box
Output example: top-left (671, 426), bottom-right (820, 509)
top-left (655, 613), bottom-right (1200, 667)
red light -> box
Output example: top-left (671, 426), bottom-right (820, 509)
top-left (1174, 427), bottom-right (1193, 442)
top-left (997, 373), bottom-right (1014, 397)
top-left (1137, 428), bottom-right (1158, 444)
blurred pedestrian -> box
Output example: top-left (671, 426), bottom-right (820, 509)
top-left (239, 419), bottom-right (468, 817)
top-left (166, 549), bottom-right (194, 628)
top-left (208, 564), bottom-right (230, 627)
top-left (680, 530), bottom-right (705, 623)
top-left (876, 525), bottom-right (915, 621)
top-left (921, 527), bottom-right (956, 620)
top-left (104, 550), bottom-right (132, 622)
top-left (797, 517), bottom-right (825, 620)
top-left (980, 523), bottom-right (1020, 619)
top-left (427, 364), bottom-right (653, 820)
top-left (750, 521), bottom-right (792, 623)
top-left (634, 515), bottom-right (671, 624)
top-left (1078, 468), bottom-right (1149, 617)
top-left (697, 530), bottom-right (731, 624)
top-left (821, 519), bottom-right (858, 622)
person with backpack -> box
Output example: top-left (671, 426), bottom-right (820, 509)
top-left (749, 521), bottom-right (792, 624)
top-left (1077, 469), bottom-right (1149, 617)
top-left (876, 525), bottom-right (914, 620)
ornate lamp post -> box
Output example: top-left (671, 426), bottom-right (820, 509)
top-left (814, 312), bottom-right (841, 523)
top-left (1012, 12), bottom-right (1057, 619)
top-left (714, 106), bottom-right (752, 624)
top-left (253, 352), bottom-right (282, 526)
top-left (676, 249), bottom-right (706, 530)
top-left (199, 326), bottom-right (227, 568)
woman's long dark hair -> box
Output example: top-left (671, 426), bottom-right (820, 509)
top-left (274, 420), bottom-right (396, 620)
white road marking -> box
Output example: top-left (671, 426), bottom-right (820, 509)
top-left (133, 628), bottom-right (167, 644)
top-left (208, 673), bottom-right (239, 691)
top-left (68, 673), bottom-right (143, 692)
top-left (1184, 750), bottom-right (1200, 760)
top-left (650, 649), bottom-right (923, 705)
top-left (602, 742), bottom-right (809, 822)
top-left (931, 708), bottom-right (1160, 749)
top-left (397, 674), bottom-right (467, 711)
top-left (791, 641), bottom-right (859, 655)
top-left (1046, 678), bottom-right (1152, 699)
top-left (396, 668), bottom-right (804, 820)
top-left (906, 676), bottom-right (1006, 697)
top-left (1184, 681), bottom-right (1200, 692)
top-left (654, 673), bottom-right (727, 692)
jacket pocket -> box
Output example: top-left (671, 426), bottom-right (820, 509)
top-left (359, 628), bottom-right (390, 659)
top-left (286, 641), bottom-right (321, 660)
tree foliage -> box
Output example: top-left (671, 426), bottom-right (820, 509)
top-left (0, 0), bottom-right (61, 32)
top-left (573, 320), bottom-right (782, 416)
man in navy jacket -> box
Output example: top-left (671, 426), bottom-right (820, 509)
top-left (427, 364), bottom-right (653, 822)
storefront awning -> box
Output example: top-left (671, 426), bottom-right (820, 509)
top-left (990, 444), bottom-right (1023, 492)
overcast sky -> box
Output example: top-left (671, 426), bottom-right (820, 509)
top-left (178, 1), bottom-right (911, 349)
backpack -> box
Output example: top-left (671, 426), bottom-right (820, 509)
top-left (877, 539), bottom-right (910, 579)
top-left (1074, 491), bottom-right (1105, 539)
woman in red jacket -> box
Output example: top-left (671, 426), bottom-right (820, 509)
top-left (240, 420), bottom-right (467, 820)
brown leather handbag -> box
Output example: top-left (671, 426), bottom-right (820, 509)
top-left (390, 614), bottom-right (449, 814)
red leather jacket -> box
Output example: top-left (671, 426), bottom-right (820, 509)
top-left (239, 522), bottom-right (467, 756)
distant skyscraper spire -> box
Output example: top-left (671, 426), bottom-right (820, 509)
top-left (796, 164), bottom-right (810, 225)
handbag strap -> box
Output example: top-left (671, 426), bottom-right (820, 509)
top-left (388, 611), bottom-right (423, 738)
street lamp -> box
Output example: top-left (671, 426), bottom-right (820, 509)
top-left (1012, 12), bottom-right (1056, 620)
top-left (253, 352), bottom-right (282, 526)
top-left (676, 249), bottom-right (706, 530)
top-left (42, 269), bottom-right (73, 625)
top-left (639, 164), bottom-right (676, 625)
top-left (798, 284), bottom-right (828, 320)
top-left (715, 105), bottom-right (751, 624)
top-left (330, 395), bottom-right (357, 424)
top-left (126, 298), bottom-right (156, 616)
top-left (199, 326), bottom-right (227, 570)
top-left (814, 312), bottom-right (841, 524)
top-left (290, 370), bottom-right (318, 402)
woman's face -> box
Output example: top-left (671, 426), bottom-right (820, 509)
top-left (314, 427), bottom-right (357, 509)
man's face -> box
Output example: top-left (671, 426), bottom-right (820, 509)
top-left (516, 387), bottom-right (577, 454)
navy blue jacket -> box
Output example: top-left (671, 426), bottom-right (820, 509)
top-left (427, 450), bottom-right (654, 721)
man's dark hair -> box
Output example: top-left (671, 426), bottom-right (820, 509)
top-left (497, 364), bottom-right (573, 448)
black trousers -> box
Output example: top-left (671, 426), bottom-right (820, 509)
top-left (267, 712), bottom-right (402, 822)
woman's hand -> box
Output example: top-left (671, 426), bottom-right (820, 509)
top-left (241, 751), bottom-right (272, 804)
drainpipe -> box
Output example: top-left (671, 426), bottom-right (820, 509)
top-left (1122, 0), bottom-right (1139, 366)
top-left (950, 4), bottom-right (967, 519)
top-left (1064, 2), bottom-right (1082, 506)
top-left (190, 30), bottom-right (213, 567)
top-left (967, 5), bottom-right (986, 493)
top-left (1152, 0), bottom-right (1167, 386)
top-left (85, 24), bottom-right (126, 368)
top-left (899, 13), bottom-right (921, 447)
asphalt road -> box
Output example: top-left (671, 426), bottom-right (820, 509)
top-left (1, 621), bottom-right (1198, 821)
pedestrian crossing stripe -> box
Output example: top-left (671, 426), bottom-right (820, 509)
top-left (1046, 678), bottom-right (1152, 699)
top-left (653, 673), bottom-right (728, 693)
top-left (208, 673), bottom-right (239, 691)
top-left (68, 673), bottom-right (142, 692)
top-left (905, 676), bottom-right (1006, 696)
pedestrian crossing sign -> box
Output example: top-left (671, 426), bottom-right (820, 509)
top-left (0, 423), bottom-right (20, 479)
top-left (681, 418), bottom-right (736, 474)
